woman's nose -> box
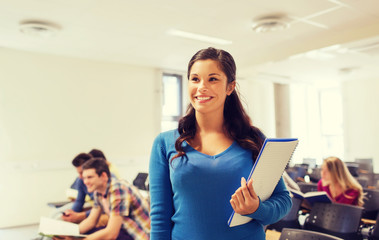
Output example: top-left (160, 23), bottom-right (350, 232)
top-left (198, 80), bottom-right (208, 92)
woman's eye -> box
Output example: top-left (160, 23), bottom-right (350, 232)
top-left (209, 77), bottom-right (218, 82)
top-left (191, 77), bottom-right (199, 82)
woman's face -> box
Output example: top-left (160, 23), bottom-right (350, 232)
top-left (188, 59), bottom-right (234, 115)
top-left (321, 163), bottom-right (331, 183)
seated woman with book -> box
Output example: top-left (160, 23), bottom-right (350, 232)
top-left (317, 156), bottom-right (364, 206)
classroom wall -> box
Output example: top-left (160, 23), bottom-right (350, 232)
top-left (342, 77), bottom-right (379, 173)
top-left (239, 78), bottom-right (276, 138)
top-left (0, 48), bottom-right (280, 228)
top-left (0, 47), bottom-right (160, 227)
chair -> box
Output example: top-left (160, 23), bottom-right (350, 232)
top-left (298, 182), bottom-right (318, 193)
top-left (362, 188), bottom-right (379, 220)
top-left (267, 197), bottom-right (302, 231)
top-left (132, 172), bottom-right (149, 190)
top-left (304, 202), bottom-right (363, 239)
top-left (309, 167), bottom-right (322, 183)
top-left (356, 177), bottom-right (369, 188)
top-left (279, 228), bottom-right (343, 240)
top-left (346, 162), bottom-right (360, 177)
top-left (361, 212), bottom-right (379, 240)
top-left (369, 214), bottom-right (379, 240)
top-left (294, 165), bottom-right (308, 179)
top-left (286, 165), bottom-right (308, 182)
top-left (355, 158), bottom-right (374, 173)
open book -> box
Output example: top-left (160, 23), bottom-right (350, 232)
top-left (38, 217), bottom-right (87, 238)
top-left (228, 138), bottom-right (299, 227)
top-left (291, 189), bottom-right (332, 206)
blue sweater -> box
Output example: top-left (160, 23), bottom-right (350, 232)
top-left (149, 130), bottom-right (292, 240)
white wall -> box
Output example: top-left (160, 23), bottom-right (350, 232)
top-left (239, 78), bottom-right (276, 138)
top-left (0, 48), bottom-right (161, 227)
top-left (342, 77), bottom-right (379, 173)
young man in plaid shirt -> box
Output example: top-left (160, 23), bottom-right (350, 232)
top-left (77, 158), bottom-right (150, 240)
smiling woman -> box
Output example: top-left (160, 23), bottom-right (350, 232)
top-left (149, 47), bottom-right (292, 240)
top-left (188, 59), bottom-right (235, 117)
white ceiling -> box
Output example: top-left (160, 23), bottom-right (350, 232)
top-left (1, 0), bottom-right (379, 85)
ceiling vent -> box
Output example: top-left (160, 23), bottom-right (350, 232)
top-left (19, 21), bottom-right (60, 38)
top-left (252, 15), bottom-right (290, 33)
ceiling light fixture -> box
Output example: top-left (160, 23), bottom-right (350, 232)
top-left (167, 29), bottom-right (232, 45)
top-left (252, 15), bottom-right (290, 33)
top-left (19, 21), bottom-right (60, 38)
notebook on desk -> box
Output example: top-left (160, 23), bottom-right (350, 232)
top-left (38, 217), bottom-right (87, 238)
top-left (228, 138), bottom-right (299, 227)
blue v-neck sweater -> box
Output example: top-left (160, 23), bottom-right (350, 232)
top-left (149, 129), bottom-right (292, 240)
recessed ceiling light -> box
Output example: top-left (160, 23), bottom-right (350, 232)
top-left (19, 21), bottom-right (60, 38)
top-left (252, 15), bottom-right (290, 33)
top-left (167, 29), bottom-right (232, 45)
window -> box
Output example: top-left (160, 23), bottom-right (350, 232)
top-left (319, 88), bottom-right (344, 158)
top-left (161, 73), bottom-right (183, 132)
top-left (290, 85), bottom-right (344, 165)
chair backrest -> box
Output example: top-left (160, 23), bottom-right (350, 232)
top-left (267, 197), bottom-right (302, 231)
top-left (345, 162), bottom-right (360, 177)
top-left (309, 167), bottom-right (321, 183)
top-left (363, 188), bottom-right (379, 220)
top-left (282, 197), bottom-right (302, 221)
top-left (279, 228), bottom-right (344, 240)
top-left (132, 172), bottom-right (149, 190)
top-left (304, 202), bottom-right (363, 239)
top-left (298, 182), bottom-right (318, 193)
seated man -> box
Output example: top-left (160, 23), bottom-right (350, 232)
top-left (62, 151), bottom-right (120, 224)
top-left (76, 158), bottom-right (150, 239)
top-left (61, 153), bottom-right (94, 223)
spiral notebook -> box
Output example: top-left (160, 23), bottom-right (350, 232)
top-left (228, 138), bottom-right (299, 227)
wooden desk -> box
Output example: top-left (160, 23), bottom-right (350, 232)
top-left (361, 218), bottom-right (376, 225)
top-left (266, 229), bottom-right (281, 240)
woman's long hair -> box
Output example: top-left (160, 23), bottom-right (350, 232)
top-left (172, 47), bottom-right (264, 162)
top-left (324, 156), bottom-right (364, 206)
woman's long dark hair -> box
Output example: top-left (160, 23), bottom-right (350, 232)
top-left (172, 47), bottom-right (264, 162)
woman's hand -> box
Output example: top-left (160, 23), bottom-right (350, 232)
top-left (230, 177), bottom-right (260, 215)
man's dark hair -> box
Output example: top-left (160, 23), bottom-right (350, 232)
top-left (72, 153), bottom-right (92, 167)
top-left (81, 158), bottom-right (110, 178)
top-left (89, 149), bottom-right (106, 160)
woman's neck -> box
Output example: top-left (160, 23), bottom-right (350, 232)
top-left (195, 110), bottom-right (225, 134)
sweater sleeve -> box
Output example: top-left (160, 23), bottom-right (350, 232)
top-left (149, 134), bottom-right (174, 240)
top-left (244, 177), bottom-right (292, 225)
top-left (72, 180), bottom-right (87, 212)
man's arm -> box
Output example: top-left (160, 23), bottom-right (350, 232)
top-left (72, 180), bottom-right (88, 212)
top-left (83, 215), bottom-right (123, 240)
top-left (79, 206), bottom-right (101, 234)
top-left (62, 209), bottom-right (87, 223)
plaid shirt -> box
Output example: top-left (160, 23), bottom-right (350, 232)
top-left (94, 179), bottom-right (150, 240)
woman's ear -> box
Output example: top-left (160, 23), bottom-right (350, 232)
top-left (227, 81), bottom-right (236, 96)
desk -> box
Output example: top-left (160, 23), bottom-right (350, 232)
top-left (361, 218), bottom-right (376, 225)
top-left (266, 229), bottom-right (281, 240)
